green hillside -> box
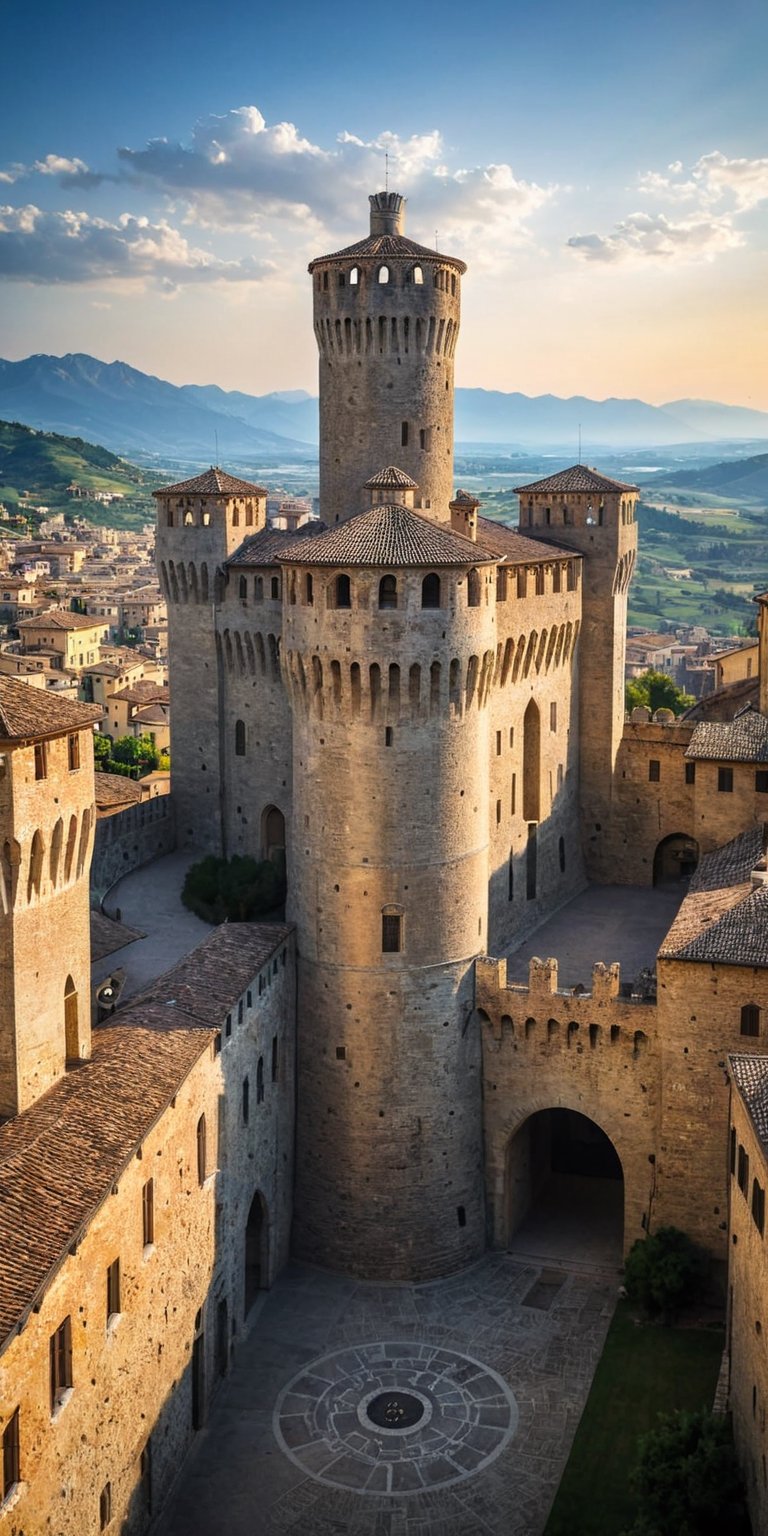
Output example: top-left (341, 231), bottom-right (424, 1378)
top-left (0, 419), bottom-right (166, 528)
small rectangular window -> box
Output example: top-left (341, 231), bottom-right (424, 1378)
top-left (685, 761), bottom-right (696, 785)
top-left (496, 731), bottom-right (502, 756)
top-left (752, 1179), bottom-right (765, 1236)
top-left (107, 1259), bottom-right (121, 1324)
top-left (50, 1317), bottom-right (73, 1413)
top-left (271, 1035), bottom-right (279, 1083)
top-left (550, 702), bottom-right (557, 733)
top-left (401, 421), bottom-right (408, 447)
top-left (142, 1179), bottom-right (154, 1248)
top-left (382, 913), bottom-right (401, 953)
top-left (99, 1482), bottom-right (112, 1530)
top-left (242, 1077), bottom-right (250, 1125)
top-left (648, 759), bottom-right (660, 783)
top-left (738, 1144), bottom-right (749, 1195)
top-left (34, 741), bottom-right (47, 780)
top-left (730, 1125), bottom-right (737, 1175)
top-left (718, 766), bottom-right (734, 793)
top-left (196, 1114), bottom-right (207, 1185)
top-left (496, 799), bottom-right (501, 825)
top-left (68, 733), bottom-right (80, 771)
top-left (756, 770), bottom-right (768, 793)
top-left (2, 1408), bottom-right (20, 1501)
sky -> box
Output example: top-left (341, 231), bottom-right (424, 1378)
top-left (1, 0), bottom-right (766, 407)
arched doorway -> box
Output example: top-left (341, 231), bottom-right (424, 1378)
top-left (244, 1192), bottom-right (269, 1317)
top-left (506, 1108), bottom-right (624, 1266)
top-left (653, 833), bottom-right (699, 886)
top-left (261, 805), bottom-right (285, 863)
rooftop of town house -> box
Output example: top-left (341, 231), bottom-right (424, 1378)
top-left (0, 674), bottom-right (102, 741)
top-left (659, 825), bottom-right (768, 966)
top-left (685, 706), bottom-right (768, 763)
top-left (279, 502), bottom-right (494, 568)
top-left (94, 770), bottom-right (144, 810)
top-left (16, 609), bottom-right (106, 631)
top-left (109, 680), bottom-right (169, 705)
top-left (227, 520), bottom-right (326, 569)
top-left (729, 1053), bottom-right (768, 1149)
top-left (513, 465), bottom-right (639, 497)
top-left (153, 467), bottom-right (269, 499)
top-left (0, 921), bottom-right (292, 1351)
top-left (473, 515), bottom-right (582, 567)
top-left (363, 466), bottom-right (418, 489)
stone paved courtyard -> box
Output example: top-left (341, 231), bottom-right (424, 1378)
top-left (160, 1251), bottom-right (619, 1535)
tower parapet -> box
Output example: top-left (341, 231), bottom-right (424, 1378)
top-left (309, 193), bottom-right (466, 524)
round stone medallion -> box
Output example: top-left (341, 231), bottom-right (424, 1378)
top-left (273, 1341), bottom-right (518, 1495)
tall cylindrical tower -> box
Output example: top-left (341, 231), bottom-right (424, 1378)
top-left (280, 503), bottom-right (498, 1280)
top-left (309, 193), bottom-right (466, 524)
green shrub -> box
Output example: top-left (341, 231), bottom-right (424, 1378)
top-left (624, 1226), bottom-right (708, 1322)
top-left (182, 854), bottom-right (285, 924)
top-left (622, 1408), bottom-right (748, 1536)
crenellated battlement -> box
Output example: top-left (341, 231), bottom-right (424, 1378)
top-left (476, 951), bottom-right (657, 1053)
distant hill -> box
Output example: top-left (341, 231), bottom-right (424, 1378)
top-left (0, 418), bottom-right (164, 525)
top-left (655, 453), bottom-right (768, 500)
top-left (1, 353), bottom-right (767, 456)
top-left (0, 355), bottom-right (316, 460)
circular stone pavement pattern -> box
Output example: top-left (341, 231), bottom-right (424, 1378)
top-left (273, 1341), bottom-right (519, 1495)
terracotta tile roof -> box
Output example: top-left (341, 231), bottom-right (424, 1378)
top-left (278, 504), bottom-right (494, 569)
top-left (226, 521), bottom-right (326, 569)
top-left (685, 708), bottom-right (768, 764)
top-left (729, 1054), bottom-right (768, 1149)
top-left (363, 466), bottom-right (418, 489)
top-left (659, 826), bottom-right (768, 966)
top-left (94, 771), bottom-right (143, 809)
top-left (473, 515), bottom-right (580, 566)
top-left (109, 681), bottom-right (169, 705)
top-left (309, 234), bottom-right (466, 274)
top-left (0, 675), bottom-right (102, 741)
top-left (132, 703), bottom-right (169, 725)
top-left (0, 923), bottom-right (291, 1349)
top-left (17, 609), bottom-right (105, 631)
top-left (513, 466), bottom-right (638, 496)
top-left (153, 468), bottom-right (269, 498)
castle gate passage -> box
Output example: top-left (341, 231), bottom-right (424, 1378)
top-left (505, 1109), bottom-right (624, 1266)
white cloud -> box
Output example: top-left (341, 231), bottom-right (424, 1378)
top-left (636, 150), bottom-right (768, 211)
top-left (0, 205), bottom-right (276, 288)
top-left (568, 210), bottom-right (743, 265)
top-left (0, 152), bottom-right (104, 188)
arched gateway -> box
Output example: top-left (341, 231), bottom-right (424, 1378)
top-left (505, 1108), bottom-right (624, 1266)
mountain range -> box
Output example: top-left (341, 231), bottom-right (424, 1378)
top-left (1, 353), bottom-right (767, 459)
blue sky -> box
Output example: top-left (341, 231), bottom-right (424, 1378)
top-left (1, 0), bottom-right (766, 405)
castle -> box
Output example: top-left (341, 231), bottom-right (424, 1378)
top-left (2, 190), bottom-right (768, 1534)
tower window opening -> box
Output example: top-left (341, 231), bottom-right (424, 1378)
top-left (685, 762), bottom-right (696, 785)
top-left (196, 1115), bottom-right (207, 1185)
top-left (322, 270), bottom-right (328, 290)
top-left (334, 573), bottom-right (351, 609)
top-left (742, 1004), bottom-right (761, 1037)
top-left (166, 505), bottom-right (174, 527)
top-left (422, 572), bottom-right (441, 608)
top-left (270, 576), bottom-right (280, 601)
top-left (649, 759), bottom-right (660, 783)
top-left (50, 1316), bottom-right (73, 1413)
top-left (382, 910), bottom-right (402, 953)
top-left (412, 265), bottom-right (423, 284)
top-left (257, 1056), bottom-right (265, 1104)
top-left (68, 733), bottom-right (80, 771)
top-left (379, 574), bottom-right (398, 610)
top-left (235, 720), bottom-right (246, 757)
top-left (718, 767), bottom-right (734, 793)
top-left (255, 576), bottom-right (263, 601)
top-left (305, 573), bottom-right (314, 606)
top-left (184, 510), bottom-right (195, 526)
top-left (239, 576), bottom-right (247, 602)
top-left (106, 1258), bottom-right (121, 1325)
top-left (526, 824), bottom-right (537, 900)
top-left (2, 1407), bottom-right (20, 1499)
top-left (467, 568), bottom-right (481, 607)
top-left (338, 272), bottom-right (345, 287)
top-left (401, 421), bottom-right (409, 447)
top-left (508, 851), bottom-right (514, 900)
top-left (34, 741), bottom-right (47, 781)
top-left (350, 266), bottom-right (359, 285)
top-left (378, 265), bottom-right (390, 284)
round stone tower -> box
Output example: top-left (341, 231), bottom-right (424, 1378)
top-left (280, 498), bottom-right (498, 1280)
top-left (309, 193), bottom-right (466, 524)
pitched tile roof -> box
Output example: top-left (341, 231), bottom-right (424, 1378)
top-left (17, 609), bottom-right (105, 631)
top-left (685, 708), bottom-right (768, 764)
top-left (0, 675), bottom-right (102, 741)
top-left (0, 923), bottom-right (291, 1349)
top-left (309, 233), bottom-right (466, 274)
top-left (512, 466), bottom-right (638, 496)
top-left (729, 1054), bottom-right (768, 1149)
top-left (278, 503), bottom-right (494, 568)
top-left (659, 826), bottom-right (768, 966)
top-left (153, 468), bottom-right (269, 498)
top-left (473, 515), bottom-right (580, 566)
top-left (109, 681), bottom-right (169, 705)
top-left (363, 466), bottom-right (418, 489)
top-left (94, 770), bottom-right (143, 809)
top-left (226, 521), bottom-right (326, 569)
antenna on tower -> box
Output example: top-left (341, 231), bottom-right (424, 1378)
top-left (578, 423), bottom-right (582, 464)
top-left (385, 151), bottom-right (389, 192)
top-left (214, 427), bottom-right (219, 467)
top-left (435, 230), bottom-right (439, 250)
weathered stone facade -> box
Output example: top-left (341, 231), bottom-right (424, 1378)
top-left (727, 1055), bottom-right (768, 1536)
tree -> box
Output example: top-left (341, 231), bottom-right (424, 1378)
top-left (626, 669), bottom-right (695, 717)
top-left (111, 733), bottom-right (162, 773)
top-left (622, 1409), bottom-right (748, 1536)
top-left (182, 854), bottom-right (286, 924)
top-left (624, 1226), bottom-right (708, 1322)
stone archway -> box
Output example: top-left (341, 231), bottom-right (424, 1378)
top-left (653, 833), bottom-right (699, 886)
top-left (505, 1108), bottom-right (624, 1267)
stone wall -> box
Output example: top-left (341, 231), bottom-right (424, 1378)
top-left (727, 1080), bottom-right (768, 1536)
top-left (478, 954), bottom-right (659, 1257)
top-left (91, 794), bottom-right (175, 904)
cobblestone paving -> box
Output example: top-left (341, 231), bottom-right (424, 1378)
top-left (160, 1252), bottom-right (619, 1536)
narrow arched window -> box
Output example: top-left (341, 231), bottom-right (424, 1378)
top-left (256, 1056), bottom-right (265, 1104)
top-left (379, 574), bottom-right (397, 610)
top-left (235, 719), bottom-right (246, 757)
top-left (305, 572), bottom-right (313, 605)
top-left (335, 573), bottom-right (351, 609)
top-left (741, 1003), bottom-right (761, 1037)
top-left (27, 830), bottom-right (43, 902)
top-left (349, 266), bottom-right (359, 285)
top-left (467, 568), bottom-right (481, 607)
top-left (378, 265), bottom-right (390, 284)
top-left (422, 572), bottom-right (441, 608)
top-left (184, 510), bottom-right (194, 526)
top-left (270, 575), bottom-right (280, 600)
top-left (412, 265), bottom-right (424, 285)
top-left (238, 576), bottom-right (247, 602)
top-left (196, 1114), bottom-right (207, 1184)
top-left (166, 504), bottom-right (174, 527)
top-left (382, 909), bottom-right (402, 953)
top-left (255, 576), bottom-right (263, 601)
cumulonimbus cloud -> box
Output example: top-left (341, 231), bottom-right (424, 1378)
top-left (0, 205), bottom-right (275, 287)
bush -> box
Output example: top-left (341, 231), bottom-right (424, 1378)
top-left (182, 854), bottom-right (285, 924)
top-left (622, 1408), bottom-right (748, 1536)
top-left (624, 1227), bottom-right (708, 1322)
